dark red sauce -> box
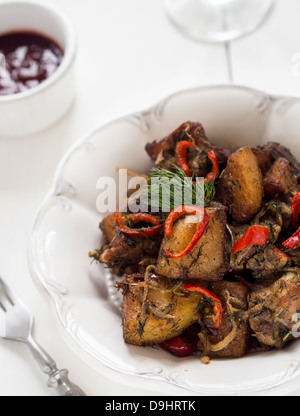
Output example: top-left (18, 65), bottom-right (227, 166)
top-left (0, 32), bottom-right (64, 96)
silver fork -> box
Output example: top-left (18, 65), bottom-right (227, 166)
top-left (0, 278), bottom-right (86, 396)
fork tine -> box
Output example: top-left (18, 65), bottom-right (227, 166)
top-left (0, 295), bottom-right (6, 312)
top-left (0, 278), bottom-right (16, 305)
top-left (0, 278), bottom-right (17, 312)
top-left (0, 291), bottom-right (12, 311)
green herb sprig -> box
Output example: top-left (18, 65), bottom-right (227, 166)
top-left (141, 165), bottom-right (216, 217)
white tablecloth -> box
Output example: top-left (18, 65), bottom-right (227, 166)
top-left (1, 0), bottom-right (300, 396)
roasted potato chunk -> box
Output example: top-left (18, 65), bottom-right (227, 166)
top-left (263, 157), bottom-right (297, 197)
top-left (121, 275), bottom-right (202, 346)
top-left (217, 147), bottom-right (263, 224)
top-left (156, 203), bottom-right (228, 281)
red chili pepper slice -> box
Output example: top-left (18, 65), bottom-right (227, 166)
top-left (283, 227), bottom-right (300, 250)
top-left (232, 226), bottom-right (269, 254)
top-left (160, 327), bottom-right (199, 358)
top-left (164, 206), bottom-right (210, 259)
top-left (205, 151), bottom-right (220, 184)
top-left (115, 211), bottom-right (163, 237)
top-left (291, 192), bottom-right (300, 228)
top-left (175, 141), bottom-right (195, 177)
top-left (184, 285), bottom-right (224, 329)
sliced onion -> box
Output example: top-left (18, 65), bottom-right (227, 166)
top-left (209, 320), bottom-right (237, 352)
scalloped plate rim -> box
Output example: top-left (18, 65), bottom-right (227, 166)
top-left (27, 84), bottom-right (300, 396)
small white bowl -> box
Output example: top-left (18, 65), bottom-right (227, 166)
top-left (0, 0), bottom-right (77, 137)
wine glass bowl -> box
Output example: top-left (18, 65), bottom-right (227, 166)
top-left (163, 0), bottom-right (276, 43)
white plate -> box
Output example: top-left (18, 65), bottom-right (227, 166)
top-left (28, 85), bottom-right (300, 396)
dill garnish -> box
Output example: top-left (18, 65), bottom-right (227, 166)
top-left (141, 164), bottom-right (215, 217)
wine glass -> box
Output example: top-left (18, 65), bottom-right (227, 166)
top-left (163, 0), bottom-right (276, 43)
top-left (0, 53), bottom-right (5, 78)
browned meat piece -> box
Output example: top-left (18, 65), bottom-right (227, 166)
top-left (221, 146), bottom-right (274, 176)
top-left (286, 248), bottom-right (300, 267)
top-left (260, 142), bottom-right (300, 182)
top-left (230, 244), bottom-right (292, 279)
top-left (256, 200), bottom-right (292, 228)
top-left (228, 141), bottom-right (300, 181)
top-left (100, 214), bottom-right (118, 243)
top-left (229, 201), bottom-right (293, 274)
top-left (252, 201), bottom-right (292, 240)
top-left (249, 271), bottom-right (300, 349)
top-left (263, 158), bottom-right (297, 197)
top-left (145, 121), bottom-right (229, 177)
top-left (90, 218), bottom-right (162, 274)
top-left (251, 147), bottom-right (274, 176)
top-left (246, 245), bottom-right (293, 279)
top-left (216, 147), bottom-right (264, 224)
top-left (230, 245), bottom-right (258, 271)
top-left (156, 202), bottom-right (229, 281)
top-left (145, 140), bottom-right (163, 161)
top-left (198, 281), bottom-right (250, 358)
top-left (99, 232), bottom-right (158, 266)
top-left (120, 275), bottom-right (202, 346)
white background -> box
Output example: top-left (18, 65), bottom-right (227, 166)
top-left (1, 0), bottom-right (300, 396)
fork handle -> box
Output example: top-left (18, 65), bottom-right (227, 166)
top-left (27, 336), bottom-right (86, 396)
top-left (47, 369), bottom-right (87, 396)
